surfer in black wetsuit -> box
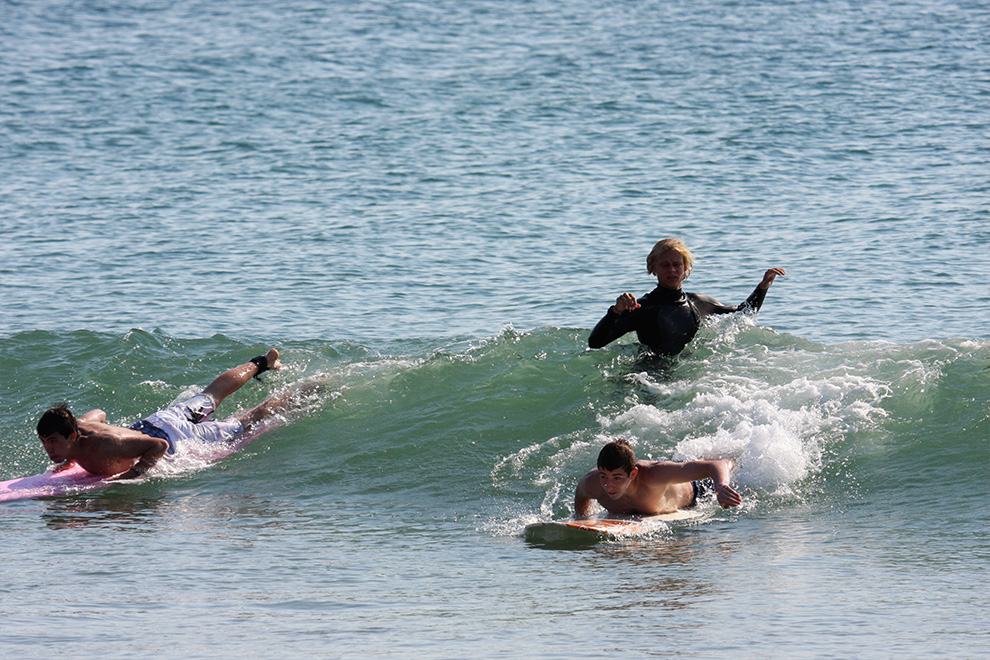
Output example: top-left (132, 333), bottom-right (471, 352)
top-left (588, 238), bottom-right (785, 356)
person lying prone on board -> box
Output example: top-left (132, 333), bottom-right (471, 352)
top-left (36, 349), bottom-right (287, 480)
top-left (574, 439), bottom-right (742, 518)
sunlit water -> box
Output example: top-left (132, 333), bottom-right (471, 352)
top-left (1, 1), bottom-right (988, 658)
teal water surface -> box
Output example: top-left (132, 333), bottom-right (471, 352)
top-left (1, 1), bottom-right (988, 659)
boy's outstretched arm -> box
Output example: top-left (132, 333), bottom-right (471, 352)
top-left (574, 471), bottom-right (596, 518)
top-left (78, 409), bottom-right (107, 423)
top-left (109, 438), bottom-right (169, 480)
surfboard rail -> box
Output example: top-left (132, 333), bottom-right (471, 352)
top-left (524, 510), bottom-right (702, 545)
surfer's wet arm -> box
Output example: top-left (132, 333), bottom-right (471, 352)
top-left (698, 459), bottom-right (741, 508)
top-left (113, 438), bottom-right (168, 480)
top-left (698, 267), bottom-right (784, 316)
top-left (703, 458), bottom-right (734, 488)
top-left (694, 283), bottom-right (767, 317)
top-left (738, 284), bottom-right (769, 313)
top-left (52, 459), bottom-right (77, 473)
top-left (588, 307), bottom-right (636, 348)
top-left (574, 475), bottom-right (595, 518)
top-left (739, 267), bottom-right (785, 312)
top-left (588, 312), bottom-right (618, 348)
top-left (78, 409), bottom-right (107, 423)
top-left (574, 494), bottom-right (593, 518)
top-left (660, 459), bottom-right (741, 508)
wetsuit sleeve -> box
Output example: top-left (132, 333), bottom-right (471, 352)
top-left (692, 285), bottom-right (768, 316)
top-left (738, 284), bottom-right (768, 313)
top-left (588, 308), bottom-right (638, 348)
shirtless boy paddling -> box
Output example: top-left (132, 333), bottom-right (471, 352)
top-left (37, 349), bottom-right (284, 480)
top-left (575, 439), bottom-right (742, 517)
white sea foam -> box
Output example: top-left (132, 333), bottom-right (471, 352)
top-left (601, 362), bottom-right (892, 492)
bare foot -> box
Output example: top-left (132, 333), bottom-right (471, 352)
top-left (263, 348), bottom-right (282, 372)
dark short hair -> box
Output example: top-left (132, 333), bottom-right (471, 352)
top-left (597, 439), bottom-right (636, 474)
top-left (37, 403), bottom-right (78, 438)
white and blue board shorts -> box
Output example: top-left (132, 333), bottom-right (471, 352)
top-left (130, 393), bottom-right (244, 454)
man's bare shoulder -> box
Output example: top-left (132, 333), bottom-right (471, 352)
top-left (78, 421), bottom-right (128, 442)
top-left (640, 459), bottom-right (730, 486)
top-left (77, 409), bottom-right (107, 423)
top-left (576, 468), bottom-right (601, 492)
top-left (635, 460), bottom-right (692, 486)
top-left (72, 422), bottom-right (169, 475)
top-left (636, 459), bottom-right (680, 473)
top-left (76, 421), bottom-right (165, 453)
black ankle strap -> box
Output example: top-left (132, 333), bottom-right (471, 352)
top-left (250, 355), bottom-right (269, 380)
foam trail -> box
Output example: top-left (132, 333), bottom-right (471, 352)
top-left (605, 370), bottom-right (891, 493)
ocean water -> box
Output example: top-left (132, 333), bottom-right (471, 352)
top-left (1, 1), bottom-right (988, 658)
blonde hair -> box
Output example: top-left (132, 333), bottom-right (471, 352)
top-left (646, 238), bottom-right (695, 277)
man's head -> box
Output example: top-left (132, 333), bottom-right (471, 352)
top-left (37, 403), bottom-right (78, 462)
top-left (646, 238), bottom-right (695, 289)
top-left (596, 439), bottom-right (639, 500)
top-left (597, 439), bottom-right (636, 474)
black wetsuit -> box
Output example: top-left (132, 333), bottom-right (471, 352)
top-left (588, 284), bottom-right (768, 356)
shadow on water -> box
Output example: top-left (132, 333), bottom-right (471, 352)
top-left (38, 486), bottom-right (171, 530)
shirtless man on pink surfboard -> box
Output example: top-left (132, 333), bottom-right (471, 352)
top-left (574, 439), bottom-right (742, 517)
top-left (36, 349), bottom-right (287, 480)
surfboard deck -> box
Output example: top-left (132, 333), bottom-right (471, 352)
top-left (524, 510), bottom-right (702, 544)
top-left (0, 464), bottom-right (113, 502)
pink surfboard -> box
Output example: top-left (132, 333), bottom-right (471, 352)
top-left (0, 463), bottom-right (112, 502)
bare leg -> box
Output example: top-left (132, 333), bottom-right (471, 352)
top-left (236, 379), bottom-right (325, 432)
top-left (202, 348), bottom-right (281, 407)
top-left (236, 391), bottom-right (290, 430)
